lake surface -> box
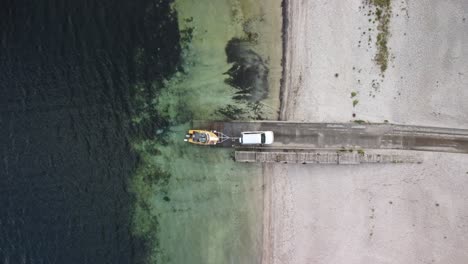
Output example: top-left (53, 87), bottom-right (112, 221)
top-left (0, 0), bottom-right (180, 263)
top-left (0, 0), bottom-right (282, 263)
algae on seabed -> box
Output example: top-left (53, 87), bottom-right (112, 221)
top-left (155, 0), bottom-right (283, 121)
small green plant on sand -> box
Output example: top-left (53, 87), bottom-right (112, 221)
top-left (353, 119), bottom-right (367, 124)
top-left (371, 0), bottom-right (390, 8)
top-left (353, 99), bottom-right (359, 107)
top-left (338, 147), bottom-right (357, 153)
top-left (338, 146), bottom-right (347, 153)
top-left (351, 91), bottom-right (357, 98)
top-left (368, 0), bottom-right (391, 73)
top-left (357, 149), bottom-right (365, 155)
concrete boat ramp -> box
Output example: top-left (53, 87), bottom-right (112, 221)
top-left (192, 120), bottom-right (468, 163)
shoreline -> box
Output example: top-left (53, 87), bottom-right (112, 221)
top-left (261, 1), bottom-right (290, 262)
top-left (278, 0), bottom-right (290, 121)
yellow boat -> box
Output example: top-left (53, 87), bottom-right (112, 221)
top-left (185, 130), bottom-right (219, 145)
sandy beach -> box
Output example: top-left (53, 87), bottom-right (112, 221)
top-left (263, 0), bottom-right (468, 263)
top-left (280, 0), bottom-right (468, 128)
top-left (263, 152), bottom-right (468, 264)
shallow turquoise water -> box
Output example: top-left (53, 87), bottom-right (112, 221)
top-left (131, 125), bottom-right (264, 264)
top-left (128, 1), bottom-right (283, 263)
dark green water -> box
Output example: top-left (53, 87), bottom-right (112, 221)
top-left (0, 0), bottom-right (180, 263)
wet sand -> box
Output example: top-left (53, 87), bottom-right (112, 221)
top-left (263, 0), bottom-right (468, 263)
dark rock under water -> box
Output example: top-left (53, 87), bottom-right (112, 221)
top-left (224, 38), bottom-right (269, 102)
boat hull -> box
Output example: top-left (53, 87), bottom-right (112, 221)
top-left (185, 130), bottom-right (219, 145)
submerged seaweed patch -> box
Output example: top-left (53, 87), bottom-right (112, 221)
top-left (224, 38), bottom-right (269, 102)
top-left (216, 101), bottom-right (266, 120)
